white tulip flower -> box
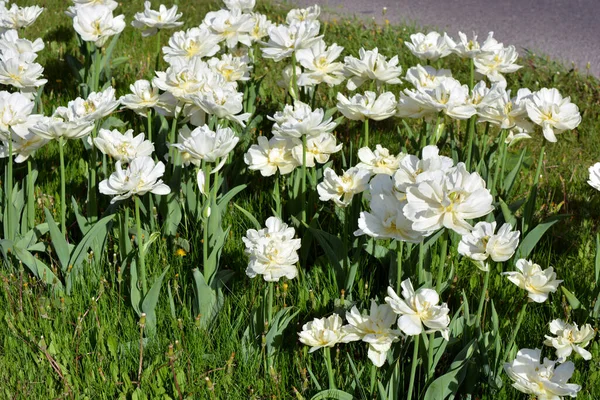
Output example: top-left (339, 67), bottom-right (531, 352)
top-left (404, 163), bottom-right (494, 235)
top-left (405, 31), bottom-right (455, 61)
top-left (399, 78), bottom-right (476, 121)
top-left (208, 53), bottom-right (252, 84)
top-left (356, 144), bottom-right (404, 176)
top-left (29, 115), bottom-right (94, 141)
top-left (478, 84), bottom-right (533, 132)
top-left (525, 88), bottom-right (582, 143)
top-left (190, 85), bottom-right (250, 127)
top-left (544, 319), bottom-right (595, 362)
top-left (588, 162), bottom-right (600, 192)
top-left (93, 129), bottom-right (154, 163)
top-left (504, 348), bottom-right (581, 398)
top-left (317, 167), bottom-right (370, 207)
top-left (0, 4), bottom-right (44, 30)
top-left (296, 40), bottom-right (345, 87)
top-left (153, 58), bottom-right (213, 100)
top-left (385, 279), bottom-right (450, 340)
top-left (244, 136), bottom-right (300, 176)
top-left (58, 87), bottom-right (120, 122)
top-left (131, 2), bottom-right (183, 37)
top-left (286, 5), bottom-right (321, 25)
top-left (72, 5), bottom-right (125, 47)
top-left (342, 47), bottom-right (402, 91)
top-left (0, 128), bottom-right (49, 163)
top-left (261, 20), bottom-right (322, 62)
top-left (336, 91), bottom-right (397, 121)
top-left (202, 9), bottom-right (254, 48)
top-left (243, 216), bottom-right (301, 282)
top-left (169, 124), bottom-right (239, 168)
top-left (248, 12), bottom-right (273, 43)
top-left (298, 314), bottom-right (346, 352)
top-left (341, 301), bottom-right (402, 367)
top-left (474, 45), bottom-right (521, 84)
top-left (291, 132), bottom-right (342, 167)
top-left (223, 0), bottom-right (256, 13)
top-left (65, 0), bottom-right (119, 18)
top-left (404, 64), bottom-right (452, 90)
top-left (458, 221), bottom-right (520, 270)
top-left (163, 27), bottom-right (221, 64)
top-left (503, 259), bottom-right (563, 303)
top-left (270, 100), bottom-right (336, 139)
top-left (99, 156), bottom-right (171, 203)
top-left (120, 80), bottom-right (160, 116)
top-left (393, 145), bottom-right (454, 193)
top-left (0, 50), bottom-right (47, 92)
top-left (469, 81), bottom-right (490, 109)
top-left (355, 175), bottom-right (427, 243)
top-left (451, 31), bottom-right (482, 58)
top-left (0, 91), bottom-right (34, 139)
top-left (0, 30), bottom-right (45, 59)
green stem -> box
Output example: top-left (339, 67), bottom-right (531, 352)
top-left (88, 126), bottom-right (98, 221)
top-left (364, 118), bottom-right (369, 148)
top-left (417, 241), bottom-right (425, 285)
top-left (6, 138), bottom-right (13, 240)
top-left (301, 135), bottom-right (307, 225)
top-left (323, 347), bottom-right (336, 389)
top-left (58, 137), bottom-right (66, 236)
top-left (291, 53), bottom-right (300, 101)
top-left (146, 109), bottom-right (155, 231)
top-left (427, 332), bottom-right (435, 380)
top-left (267, 282), bottom-right (273, 324)
top-left (407, 336), bottom-right (420, 399)
top-left (155, 30), bottom-right (162, 71)
top-left (147, 109), bottom-right (153, 145)
top-left (169, 110), bottom-right (179, 175)
top-left (27, 158), bottom-right (34, 230)
top-left (498, 301), bottom-right (528, 377)
top-left (465, 115), bottom-right (476, 171)
top-left (135, 196), bottom-right (147, 296)
top-left (396, 241), bottom-right (404, 293)
top-left (202, 162), bottom-right (212, 278)
top-left (476, 269), bottom-right (490, 326)
top-left (435, 230), bottom-right (448, 293)
top-left (533, 145), bottom-right (545, 186)
top-left (491, 130), bottom-right (507, 196)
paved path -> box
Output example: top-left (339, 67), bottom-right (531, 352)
top-left (287, 0), bottom-right (600, 77)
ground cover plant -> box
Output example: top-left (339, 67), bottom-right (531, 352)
top-left (1, 0), bottom-right (600, 398)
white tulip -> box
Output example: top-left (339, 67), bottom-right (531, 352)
top-left (131, 1), bottom-right (183, 37)
top-left (544, 319), bottom-right (595, 362)
top-left (385, 279), bottom-right (450, 340)
top-left (336, 91), bottom-right (397, 121)
top-left (0, 91), bottom-right (34, 140)
top-left (72, 5), bottom-right (125, 47)
top-left (223, 0), bottom-right (256, 13)
top-left (588, 162), bottom-right (600, 192)
top-left (261, 20), bottom-right (322, 62)
top-left (291, 132), bottom-right (342, 167)
top-left (120, 80), bottom-right (160, 116)
top-left (405, 31), bottom-right (455, 61)
top-left (202, 9), bottom-right (254, 49)
top-left (99, 156), bottom-right (171, 203)
top-left (296, 40), bottom-right (345, 87)
top-left (458, 221), bottom-right (520, 270)
top-left (317, 167), bottom-right (370, 207)
top-left (270, 100), bottom-right (336, 139)
top-left (93, 129), bottom-right (154, 163)
top-left (504, 348), bottom-right (581, 398)
top-left (478, 84), bottom-right (533, 132)
top-left (356, 145), bottom-right (404, 176)
top-left (298, 314), bottom-right (346, 352)
top-left (169, 124), bottom-right (239, 167)
top-left (525, 88), bottom-right (582, 143)
top-left (393, 145), bottom-right (454, 193)
top-left (244, 136), bottom-right (300, 176)
top-left (474, 45), bottom-right (521, 84)
top-left (286, 5), bottom-right (320, 25)
top-left (0, 4), bottom-right (43, 30)
top-left (503, 259), bottom-right (563, 303)
top-left (163, 27), bottom-right (221, 64)
top-left (404, 64), bottom-right (452, 90)
top-left (342, 47), bottom-right (402, 91)
top-left (341, 301), bottom-right (402, 367)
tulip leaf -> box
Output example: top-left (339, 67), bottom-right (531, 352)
top-left (309, 227), bottom-right (343, 271)
top-left (513, 215), bottom-right (567, 261)
top-left (346, 353), bottom-right (367, 399)
top-left (499, 198), bottom-right (517, 228)
top-left (265, 307), bottom-right (300, 357)
top-left (44, 207), bottom-right (70, 272)
top-left (68, 213), bottom-right (115, 270)
top-left (233, 203), bottom-right (262, 231)
top-left (595, 232), bottom-right (600, 284)
top-left (129, 258), bottom-right (141, 316)
top-left (502, 148), bottom-right (526, 196)
top-left (310, 389), bottom-right (353, 400)
top-left (561, 286), bottom-right (585, 310)
top-left (141, 266), bottom-right (170, 335)
top-left (141, 232), bottom-right (160, 257)
top-left (423, 339), bottom-right (477, 400)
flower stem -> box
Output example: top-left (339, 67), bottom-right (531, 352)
top-left (476, 269), bottom-right (490, 326)
top-left (202, 162), bottom-right (212, 278)
top-left (169, 110), bottom-right (179, 176)
top-left (291, 53), bottom-right (300, 101)
top-left (6, 138), bottom-right (13, 240)
top-left (267, 281), bottom-right (273, 324)
top-left (497, 301), bottom-right (528, 377)
top-left (427, 332), bottom-right (435, 381)
top-left (27, 158), bottom-right (34, 230)
top-left (465, 115), bottom-right (476, 171)
top-left (468, 58), bottom-right (475, 91)
top-left (301, 135), bottom-right (307, 225)
top-left (491, 130), bottom-right (507, 196)
top-left (323, 347), bottom-right (336, 389)
top-left (155, 30), bottom-right (162, 72)
top-left (135, 196), bottom-right (147, 296)
top-left (88, 126), bottom-right (98, 221)
top-left (407, 336), bottom-right (420, 399)
top-left (364, 118), bottom-right (369, 148)
top-left (435, 230), bottom-right (448, 293)
top-left (396, 241), bottom-right (404, 293)
top-left (58, 137), bottom-right (67, 236)
top-left (534, 145), bottom-right (545, 186)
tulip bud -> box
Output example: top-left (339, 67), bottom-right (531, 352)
top-left (139, 313), bottom-right (147, 328)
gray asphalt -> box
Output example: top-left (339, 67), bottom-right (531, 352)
top-left (286, 0), bottom-right (600, 77)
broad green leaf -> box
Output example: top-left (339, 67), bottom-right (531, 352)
top-left (265, 307), bottom-right (300, 356)
top-left (310, 389), bottom-right (353, 400)
top-left (44, 208), bottom-right (70, 272)
top-left (141, 232), bottom-right (160, 257)
top-left (595, 232), bottom-right (600, 284)
top-left (129, 258), bottom-right (141, 316)
top-left (499, 198), bottom-right (517, 228)
top-left (233, 203), bottom-right (262, 230)
top-left (141, 266), bottom-right (170, 335)
top-left (502, 148), bottom-right (526, 196)
top-left (514, 215), bottom-right (566, 261)
top-left (68, 213), bottom-right (115, 272)
top-left (561, 287), bottom-right (585, 310)
top-left (423, 339), bottom-right (477, 400)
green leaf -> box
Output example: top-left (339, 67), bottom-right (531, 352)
top-left (423, 339), bottom-right (477, 400)
top-left (514, 215), bottom-right (566, 261)
top-left (310, 389), bottom-right (353, 400)
top-left (68, 213), bottom-right (115, 275)
top-left (141, 232), bottom-right (160, 257)
top-left (217, 184), bottom-right (246, 211)
top-left (595, 233), bottom-right (600, 284)
top-left (265, 307), bottom-right (300, 357)
top-left (129, 258), bottom-right (141, 316)
top-left (141, 266), bottom-right (170, 335)
top-left (233, 203), bottom-right (262, 230)
top-left (502, 148), bottom-right (526, 196)
top-left (44, 208), bottom-right (70, 272)
top-left (499, 198), bottom-right (517, 228)
top-left (561, 287), bottom-right (585, 310)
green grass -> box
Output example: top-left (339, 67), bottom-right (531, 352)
top-left (2, 1), bottom-right (600, 399)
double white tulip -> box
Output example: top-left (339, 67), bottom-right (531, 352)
top-left (503, 259), bottom-right (562, 303)
top-left (99, 157), bottom-right (171, 203)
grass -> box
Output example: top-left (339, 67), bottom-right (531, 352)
top-left (2, 0), bottom-right (600, 399)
